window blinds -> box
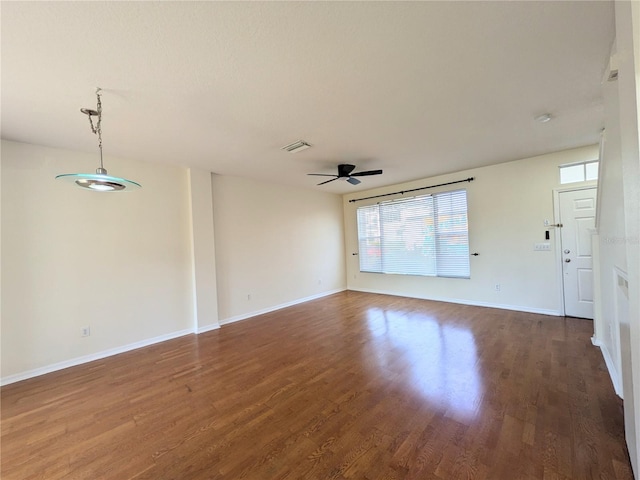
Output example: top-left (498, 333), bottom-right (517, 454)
top-left (356, 189), bottom-right (470, 278)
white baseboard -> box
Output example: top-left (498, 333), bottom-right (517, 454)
top-left (2, 289), bottom-right (346, 385)
top-left (591, 336), bottom-right (623, 398)
top-left (349, 288), bottom-right (562, 317)
top-left (1, 328), bottom-right (194, 387)
top-left (219, 288), bottom-right (346, 326)
top-left (0, 288), bottom-right (560, 387)
top-left (197, 323), bottom-right (221, 334)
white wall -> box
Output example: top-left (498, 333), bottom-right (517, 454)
top-left (212, 175), bottom-right (346, 323)
top-left (587, 3), bottom-right (640, 474)
top-left (612, 1), bottom-right (640, 475)
top-left (1, 140), bottom-right (194, 382)
top-left (0, 142), bottom-right (347, 383)
top-left (344, 145), bottom-right (599, 314)
top-left (187, 168), bottom-right (220, 333)
top-left (595, 43), bottom-right (629, 397)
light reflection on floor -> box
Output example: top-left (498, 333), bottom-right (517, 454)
top-left (364, 307), bottom-right (483, 421)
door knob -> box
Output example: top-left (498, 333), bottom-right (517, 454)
top-left (565, 258), bottom-right (571, 263)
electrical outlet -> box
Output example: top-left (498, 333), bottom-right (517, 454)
top-left (81, 326), bottom-right (91, 337)
top-left (247, 294), bottom-right (251, 301)
top-left (495, 284), bottom-right (501, 292)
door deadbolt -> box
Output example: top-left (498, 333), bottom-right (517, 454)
top-left (564, 249), bottom-right (570, 254)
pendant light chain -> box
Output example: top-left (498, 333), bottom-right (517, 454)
top-left (87, 88), bottom-right (104, 170)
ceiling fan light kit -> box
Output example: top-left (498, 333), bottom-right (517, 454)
top-left (55, 88), bottom-right (141, 192)
top-left (308, 163), bottom-right (383, 186)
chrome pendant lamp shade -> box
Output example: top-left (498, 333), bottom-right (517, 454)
top-left (55, 88), bottom-right (141, 192)
top-left (55, 172), bottom-right (142, 191)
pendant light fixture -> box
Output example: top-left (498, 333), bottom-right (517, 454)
top-left (56, 88), bottom-right (141, 192)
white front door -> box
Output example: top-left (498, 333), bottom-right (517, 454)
top-left (559, 188), bottom-right (597, 319)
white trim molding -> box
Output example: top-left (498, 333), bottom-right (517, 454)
top-left (219, 288), bottom-right (346, 326)
top-left (197, 323), bottom-right (221, 334)
top-left (1, 328), bottom-right (194, 386)
top-left (349, 288), bottom-right (562, 317)
top-left (592, 336), bottom-right (623, 398)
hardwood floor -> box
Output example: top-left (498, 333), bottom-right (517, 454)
top-left (1, 291), bottom-right (633, 479)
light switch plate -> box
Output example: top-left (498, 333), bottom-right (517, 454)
top-left (534, 242), bottom-right (551, 251)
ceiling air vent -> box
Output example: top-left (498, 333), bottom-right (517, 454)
top-left (281, 140), bottom-right (311, 153)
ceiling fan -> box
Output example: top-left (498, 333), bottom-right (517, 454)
top-left (308, 164), bottom-right (383, 186)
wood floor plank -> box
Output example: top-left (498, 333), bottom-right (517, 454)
top-left (1, 291), bottom-right (634, 479)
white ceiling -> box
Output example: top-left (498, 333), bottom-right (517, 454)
top-left (1, 1), bottom-right (614, 193)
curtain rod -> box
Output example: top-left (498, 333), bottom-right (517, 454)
top-left (348, 177), bottom-right (475, 203)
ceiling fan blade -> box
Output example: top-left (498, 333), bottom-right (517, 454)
top-left (317, 177), bottom-right (339, 186)
top-left (338, 164), bottom-right (356, 177)
top-left (307, 174), bottom-right (339, 177)
top-left (350, 169), bottom-right (383, 177)
top-left (347, 177), bottom-right (361, 185)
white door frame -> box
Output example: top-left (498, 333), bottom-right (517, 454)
top-left (552, 183), bottom-right (598, 316)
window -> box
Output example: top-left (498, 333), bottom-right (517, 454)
top-left (585, 162), bottom-right (599, 181)
top-left (559, 161), bottom-right (599, 184)
top-left (357, 189), bottom-right (470, 278)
